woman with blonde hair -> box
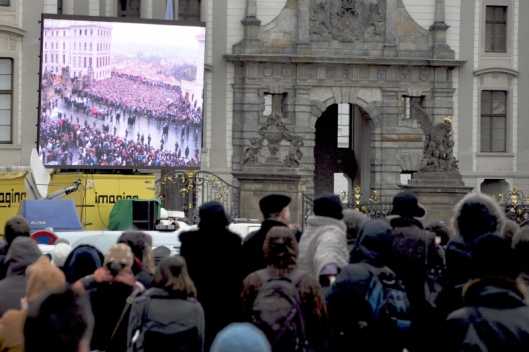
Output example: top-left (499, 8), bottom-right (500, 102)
top-left (127, 255), bottom-right (205, 352)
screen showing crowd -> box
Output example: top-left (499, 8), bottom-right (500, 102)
top-left (38, 15), bottom-right (205, 169)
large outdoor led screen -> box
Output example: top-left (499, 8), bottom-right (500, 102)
top-left (38, 14), bottom-right (205, 169)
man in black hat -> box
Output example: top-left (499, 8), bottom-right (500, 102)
top-left (241, 194), bottom-right (294, 279)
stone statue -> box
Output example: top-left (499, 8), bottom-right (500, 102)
top-left (242, 137), bottom-right (263, 165)
top-left (410, 100), bottom-right (459, 174)
top-left (286, 135), bottom-right (304, 167)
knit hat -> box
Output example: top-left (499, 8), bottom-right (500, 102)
top-left (26, 256), bottom-right (66, 302)
top-left (313, 192), bottom-right (344, 220)
top-left (51, 243), bottom-right (73, 268)
top-left (469, 233), bottom-right (519, 280)
top-left (104, 243), bottom-right (133, 276)
top-left (259, 194), bottom-right (291, 218)
top-left (389, 191), bottom-right (426, 218)
top-left (210, 323), bottom-right (272, 352)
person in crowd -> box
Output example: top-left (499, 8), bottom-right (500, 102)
top-left (446, 192), bottom-right (506, 296)
top-left (179, 201), bottom-right (243, 350)
top-left (0, 237), bottom-right (42, 317)
top-left (241, 226), bottom-right (329, 352)
top-left (512, 227), bottom-right (529, 286)
top-left (326, 220), bottom-right (408, 352)
top-left (152, 245), bottom-right (171, 266)
top-left (118, 231), bottom-right (155, 289)
top-left (426, 221), bottom-right (451, 248)
top-left (24, 286), bottom-right (94, 352)
top-left (210, 323), bottom-right (272, 352)
top-left (386, 190), bottom-right (441, 352)
top-left (51, 242), bottom-right (73, 270)
top-left (242, 194), bottom-right (294, 278)
top-left (127, 255), bottom-right (205, 352)
top-left (342, 208), bottom-right (368, 252)
top-left (502, 219), bottom-right (519, 246)
top-left (444, 233), bottom-right (529, 351)
top-left (88, 243), bottom-right (140, 352)
top-left (298, 192), bottom-right (348, 288)
top-left (0, 216), bottom-right (31, 280)
top-left (62, 244), bottom-right (105, 283)
top-left (0, 256), bottom-right (66, 352)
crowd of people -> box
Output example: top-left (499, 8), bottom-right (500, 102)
top-left (39, 113), bottom-right (200, 168)
top-left (1, 189), bottom-right (529, 352)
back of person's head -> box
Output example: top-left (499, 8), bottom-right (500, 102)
top-left (342, 208), bottom-right (368, 238)
top-left (117, 231), bottom-right (155, 272)
top-left (152, 245), bottom-right (171, 266)
top-left (152, 255), bottom-right (196, 298)
top-left (5, 236), bottom-right (42, 277)
top-left (503, 219), bottom-right (520, 244)
top-left (198, 201), bottom-right (230, 229)
top-left (425, 222), bottom-right (450, 246)
top-left (263, 226), bottom-right (298, 269)
top-left (103, 243), bottom-right (133, 277)
top-left (350, 220), bottom-right (394, 266)
top-left (313, 192), bottom-right (344, 220)
top-left (513, 228), bottom-right (529, 273)
top-left (4, 215), bottom-right (30, 245)
top-left (259, 194), bottom-right (291, 220)
top-left (62, 244), bottom-right (104, 283)
top-left (24, 286), bottom-right (94, 352)
top-left (26, 256), bottom-right (66, 303)
top-left (210, 323), bottom-right (271, 352)
top-left (51, 243), bottom-right (73, 268)
top-left (469, 233), bottom-right (519, 280)
top-left (451, 192), bottom-right (505, 241)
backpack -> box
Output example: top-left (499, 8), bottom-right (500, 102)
top-left (359, 262), bottom-right (412, 334)
top-left (252, 268), bottom-right (310, 352)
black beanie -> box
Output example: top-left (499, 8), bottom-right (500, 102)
top-left (470, 233), bottom-right (519, 280)
top-left (313, 192), bottom-right (343, 220)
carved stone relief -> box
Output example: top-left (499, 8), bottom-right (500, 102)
top-left (309, 0), bottom-right (386, 43)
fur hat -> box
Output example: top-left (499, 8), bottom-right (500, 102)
top-left (469, 233), bottom-right (519, 280)
top-left (26, 256), bottom-right (66, 302)
top-left (51, 243), bottom-right (72, 268)
top-left (210, 323), bottom-right (271, 352)
top-left (313, 192), bottom-right (344, 220)
top-left (103, 243), bottom-right (133, 276)
top-left (259, 194), bottom-right (291, 218)
top-left (388, 191), bottom-right (426, 219)
top-left (450, 192), bottom-right (506, 240)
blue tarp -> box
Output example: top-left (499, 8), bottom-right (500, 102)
top-left (18, 199), bottom-right (83, 232)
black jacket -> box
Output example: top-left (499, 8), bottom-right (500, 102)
top-left (127, 287), bottom-right (205, 352)
top-left (241, 220), bottom-right (289, 279)
top-left (179, 226), bottom-right (243, 350)
top-left (444, 279), bottom-right (529, 351)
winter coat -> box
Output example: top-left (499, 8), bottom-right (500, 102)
top-left (127, 287), bottom-right (205, 352)
top-left (298, 215), bottom-right (348, 278)
top-left (444, 278), bottom-right (529, 351)
top-left (0, 309), bottom-right (24, 352)
top-left (0, 242), bottom-right (9, 281)
top-left (89, 281), bottom-right (136, 352)
top-left (241, 220), bottom-right (289, 279)
top-left (326, 220), bottom-right (404, 352)
top-left (0, 237), bottom-right (42, 317)
top-left (241, 226), bottom-right (329, 352)
top-left (179, 226), bottom-right (243, 350)
top-left (62, 244), bottom-right (104, 283)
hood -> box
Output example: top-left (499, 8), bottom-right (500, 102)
top-left (349, 220), bottom-right (393, 266)
top-left (450, 192), bottom-right (506, 241)
top-left (462, 277), bottom-right (527, 308)
top-left (263, 226), bottom-right (298, 272)
top-left (5, 237), bottom-right (42, 277)
top-left (211, 323), bottom-right (271, 352)
top-left (26, 256), bottom-right (66, 302)
top-left (62, 244), bottom-right (104, 283)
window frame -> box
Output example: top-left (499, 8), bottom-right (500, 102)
top-left (0, 58), bottom-right (13, 144)
top-left (178, 0), bottom-right (201, 22)
top-left (481, 1), bottom-right (512, 57)
top-left (485, 5), bottom-right (507, 53)
top-left (480, 90), bottom-right (508, 153)
top-left (0, 0), bottom-right (9, 7)
top-left (117, 0), bottom-right (141, 18)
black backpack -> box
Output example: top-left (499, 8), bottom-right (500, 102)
top-left (252, 268), bottom-right (310, 352)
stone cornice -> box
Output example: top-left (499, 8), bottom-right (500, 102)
top-left (473, 67), bottom-right (519, 77)
top-left (0, 24), bottom-right (26, 37)
top-left (224, 54), bottom-right (466, 67)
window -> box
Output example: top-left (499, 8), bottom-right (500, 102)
top-left (337, 103), bottom-right (351, 148)
top-left (485, 6), bottom-right (507, 52)
top-left (481, 90), bottom-right (507, 152)
top-left (402, 96), bottom-right (424, 119)
top-left (118, 0), bottom-right (141, 18)
top-left (0, 59), bottom-right (12, 143)
top-left (63, 43), bottom-right (65, 50)
top-left (74, 43), bottom-right (76, 51)
top-left (178, 0), bottom-right (201, 21)
top-left (0, 0), bottom-right (9, 6)
top-left (90, 43), bottom-right (92, 51)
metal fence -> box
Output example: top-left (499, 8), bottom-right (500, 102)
top-left (156, 170), bottom-right (240, 224)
